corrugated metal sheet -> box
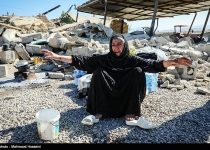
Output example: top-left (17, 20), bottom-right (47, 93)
top-left (77, 0), bottom-right (210, 21)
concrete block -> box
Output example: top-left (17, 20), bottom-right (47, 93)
top-left (2, 29), bottom-right (22, 43)
top-left (76, 46), bottom-right (89, 55)
top-left (64, 74), bottom-right (73, 80)
top-left (175, 61), bottom-right (198, 80)
top-left (26, 44), bottom-right (44, 54)
top-left (155, 36), bottom-right (168, 45)
top-left (15, 43), bottom-right (30, 60)
top-left (0, 64), bottom-right (17, 78)
top-left (47, 72), bottom-right (64, 79)
top-left (48, 37), bottom-right (68, 49)
top-left (0, 36), bottom-right (3, 46)
top-left (0, 50), bottom-right (19, 64)
top-left (20, 33), bottom-right (43, 44)
top-left (65, 50), bottom-right (79, 56)
top-left (0, 64), bottom-right (8, 77)
top-left (177, 41), bottom-right (190, 48)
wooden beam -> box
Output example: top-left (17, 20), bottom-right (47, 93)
top-left (0, 23), bottom-right (21, 30)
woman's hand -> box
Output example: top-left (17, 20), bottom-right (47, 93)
top-left (173, 57), bottom-right (192, 67)
top-left (163, 57), bottom-right (192, 68)
top-left (40, 49), bottom-right (60, 60)
top-left (40, 49), bottom-right (73, 63)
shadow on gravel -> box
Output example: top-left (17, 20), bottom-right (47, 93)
top-left (2, 101), bottom-right (210, 144)
top-left (0, 79), bottom-right (19, 85)
top-left (58, 82), bottom-right (87, 107)
top-left (2, 81), bottom-right (209, 144)
top-left (113, 100), bottom-right (210, 143)
top-left (3, 107), bottom-right (87, 143)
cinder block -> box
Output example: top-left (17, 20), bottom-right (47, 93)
top-left (0, 50), bottom-right (19, 64)
top-left (0, 64), bottom-right (8, 78)
top-left (47, 72), bottom-right (64, 79)
top-left (175, 61), bottom-right (198, 80)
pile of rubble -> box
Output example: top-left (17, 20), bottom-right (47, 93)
top-left (1, 13), bottom-right (210, 94)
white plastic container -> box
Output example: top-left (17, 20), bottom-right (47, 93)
top-left (35, 108), bottom-right (60, 141)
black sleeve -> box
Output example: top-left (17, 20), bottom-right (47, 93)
top-left (69, 55), bottom-right (100, 74)
top-left (137, 57), bottom-right (166, 73)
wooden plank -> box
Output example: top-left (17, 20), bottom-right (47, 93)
top-left (0, 23), bottom-right (21, 30)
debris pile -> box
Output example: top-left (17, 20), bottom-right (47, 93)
top-left (1, 13), bottom-right (210, 95)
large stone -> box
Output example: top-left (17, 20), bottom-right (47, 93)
top-left (195, 44), bottom-right (210, 52)
top-left (20, 33), bottom-right (43, 44)
top-left (2, 29), bottom-right (22, 43)
top-left (48, 33), bottom-right (68, 48)
top-left (15, 43), bottom-right (30, 60)
top-left (26, 44), bottom-right (49, 54)
top-left (196, 87), bottom-right (210, 95)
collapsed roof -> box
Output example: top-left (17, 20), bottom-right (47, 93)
top-left (77, 0), bottom-right (210, 21)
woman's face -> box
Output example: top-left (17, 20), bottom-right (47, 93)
top-left (111, 39), bottom-right (124, 56)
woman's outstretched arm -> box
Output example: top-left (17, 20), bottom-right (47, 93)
top-left (40, 49), bottom-right (73, 63)
top-left (163, 57), bottom-right (192, 68)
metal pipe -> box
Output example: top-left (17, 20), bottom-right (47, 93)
top-left (74, 5), bottom-right (78, 22)
top-left (121, 19), bottom-right (124, 33)
top-left (103, 0), bottom-right (108, 25)
top-left (186, 12), bottom-right (197, 37)
top-left (42, 5), bottom-right (61, 15)
top-left (76, 11), bottom-right (78, 22)
top-left (60, 4), bottom-right (76, 23)
top-left (200, 7), bottom-right (210, 42)
top-left (154, 18), bottom-right (159, 33)
top-left (149, 0), bottom-right (159, 36)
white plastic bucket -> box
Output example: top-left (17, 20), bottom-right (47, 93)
top-left (35, 108), bottom-right (60, 141)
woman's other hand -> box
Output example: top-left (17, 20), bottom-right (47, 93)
top-left (40, 49), bottom-right (60, 60)
top-left (163, 57), bottom-right (192, 68)
top-left (173, 57), bottom-right (192, 67)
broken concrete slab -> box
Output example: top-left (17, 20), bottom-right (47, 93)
top-left (2, 29), bottom-right (22, 43)
top-left (10, 16), bottom-right (45, 27)
top-left (48, 33), bottom-right (69, 48)
top-left (196, 87), bottom-right (210, 95)
top-left (20, 33), bottom-right (43, 44)
top-left (26, 44), bottom-right (49, 54)
top-left (14, 43), bottom-right (30, 60)
top-left (49, 20), bottom-right (90, 33)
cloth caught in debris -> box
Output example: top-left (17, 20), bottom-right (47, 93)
top-left (77, 74), bottom-right (93, 94)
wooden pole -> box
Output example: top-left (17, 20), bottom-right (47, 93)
top-left (0, 23), bottom-right (21, 30)
top-left (186, 12), bottom-right (197, 37)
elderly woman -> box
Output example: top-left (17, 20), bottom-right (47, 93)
top-left (40, 34), bottom-right (192, 129)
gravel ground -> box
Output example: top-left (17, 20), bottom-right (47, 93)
top-left (0, 76), bottom-right (210, 145)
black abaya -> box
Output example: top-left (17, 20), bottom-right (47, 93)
top-left (69, 34), bottom-right (166, 118)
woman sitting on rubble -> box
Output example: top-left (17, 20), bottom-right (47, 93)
top-left (40, 34), bottom-right (192, 129)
